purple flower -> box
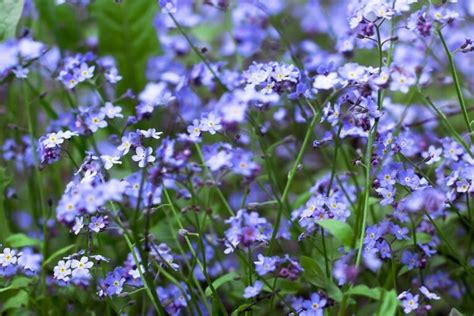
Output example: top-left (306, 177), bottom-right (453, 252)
top-left (89, 216), bottom-right (106, 233)
top-left (254, 254), bottom-right (277, 276)
top-left (391, 225), bottom-right (409, 240)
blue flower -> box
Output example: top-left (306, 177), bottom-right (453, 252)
top-left (401, 251), bottom-right (419, 270)
top-left (301, 293), bottom-right (327, 316)
top-left (254, 254), bottom-right (277, 276)
top-left (243, 281), bottom-right (263, 298)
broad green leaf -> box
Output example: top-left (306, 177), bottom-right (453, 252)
top-left (300, 256), bottom-right (327, 289)
top-left (0, 0), bottom-right (24, 40)
top-left (262, 278), bottom-right (303, 295)
top-left (346, 285), bottom-right (383, 301)
top-left (376, 290), bottom-right (399, 316)
top-left (1, 290), bottom-right (28, 312)
top-left (300, 256), bottom-right (343, 302)
top-left (0, 167), bottom-right (12, 243)
top-left (204, 272), bottom-right (239, 297)
top-left (449, 308), bottom-right (464, 316)
top-left (42, 244), bottom-right (75, 267)
top-left (5, 233), bottom-right (41, 248)
top-left (327, 283), bottom-right (343, 302)
top-left (93, 0), bottom-right (161, 94)
top-left (318, 219), bottom-right (354, 247)
top-left (34, 0), bottom-right (82, 50)
top-left (0, 277), bottom-right (32, 293)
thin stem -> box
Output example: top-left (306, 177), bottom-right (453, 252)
top-left (195, 143), bottom-right (234, 216)
top-left (267, 101), bottom-right (323, 254)
top-left (24, 82), bottom-right (48, 291)
top-left (437, 28), bottom-right (473, 144)
top-left (168, 13), bottom-right (228, 91)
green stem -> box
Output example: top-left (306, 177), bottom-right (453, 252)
top-left (24, 82), bottom-right (48, 291)
top-left (168, 13), bottom-right (227, 92)
top-left (437, 28), bottom-right (473, 144)
top-left (195, 143), bottom-right (234, 216)
top-left (163, 189), bottom-right (228, 315)
top-left (267, 101), bottom-right (322, 254)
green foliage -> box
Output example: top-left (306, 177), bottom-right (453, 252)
top-left (376, 290), bottom-right (399, 316)
top-left (318, 219), bottom-right (354, 248)
top-left (1, 289), bottom-right (28, 312)
top-left (204, 272), bottom-right (239, 297)
top-left (300, 256), bottom-right (343, 302)
top-left (93, 0), bottom-right (161, 94)
top-left (42, 244), bottom-right (75, 267)
top-left (346, 285), bottom-right (382, 301)
top-left (0, 167), bottom-right (11, 243)
top-left (0, 277), bottom-right (32, 294)
top-left (35, 0), bottom-right (83, 50)
top-left (5, 233), bottom-right (41, 248)
top-left (0, 0), bottom-right (24, 40)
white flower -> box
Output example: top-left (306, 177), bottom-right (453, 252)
top-left (59, 130), bottom-right (78, 139)
top-left (43, 132), bottom-right (65, 148)
top-left (128, 265), bottom-right (144, 279)
top-left (200, 113), bottom-right (222, 135)
top-left (54, 260), bottom-right (72, 281)
top-left (139, 128), bottom-right (163, 139)
top-left (313, 73), bottom-right (340, 90)
top-left (118, 136), bottom-right (133, 155)
top-left (187, 119), bottom-right (201, 137)
top-left (420, 286), bottom-right (441, 300)
top-left (422, 146), bottom-right (442, 165)
top-left (101, 155), bottom-right (122, 170)
top-left (132, 147), bottom-right (155, 168)
top-left (0, 248), bottom-right (18, 266)
top-left (72, 217), bottom-right (84, 235)
top-left (101, 102), bottom-right (123, 119)
top-left (71, 256), bottom-right (94, 278)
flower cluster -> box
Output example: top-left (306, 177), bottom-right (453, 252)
top-left (0, 247), bottom-right (42, 277)
top-left (1, 0), bottom-right (474, 314)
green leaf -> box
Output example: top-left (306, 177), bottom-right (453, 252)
top-left (231, 304), bottom-right (253, 316)
top-left (42, 244), bottom-right (75, 267)
top-left (204, 272), bottom-right (239, 297)
top-left (327, 283), bottom-right (343, 302)
top-left (34, 0), bottom-right (82, 50)
top-left (346, 285), bottom-right (383, 301)
top-left (5, 233), bottom-right (41, 248)
top-left (0, 277), bottom-right (32, 293)
top-left (0, 0), bottom-right (24, 40)
top-left (318, 219), bottom-right (354, 247)
top-left (449, 308), bottom-right (464, 316)
top-left (0, 167), bottom-right (12, 243)
top-left (1, 290), bottom-right (28, 312)
top-left (300, 256), bottom-right (343, 302)
top-left (376, 290), bottom-right (399, 316)
top-left (300, 256), bottom-right (327, 289)
top-left (262, 278), bottom-right (302, 295)
top-left (93, 0), bottom-right (161, 94)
